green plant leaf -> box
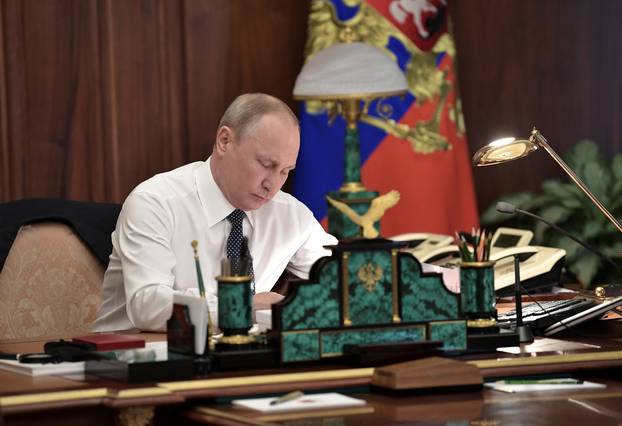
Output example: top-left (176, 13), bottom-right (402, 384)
top-left (553, 235), bottom-right (580, 261)
top-left (612, 154), bottom-right (622, 181)
top-left (569, 251), bottom-right (601, 286)
top-left (533, 221), bottom-right (549, 244)
top-left (542, 180), bottom-right (574, 200)
top-left (583, 220), bottom-right (619, 241)
top-left (539, 205), bottom-right (570, 224)
top-left (583, 161), bottom-right (611, 204)
top-left (565, 140), bottom-right (601, 177)
top-left (523, 194), bottom-right (551, 211)
top-left (601, 241), bottom-right (622, 257)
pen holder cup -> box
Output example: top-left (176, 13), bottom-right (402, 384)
top-left (216, 275), bottom-right (253, 342)
top-left (460, 261), bottom-right (496, 325)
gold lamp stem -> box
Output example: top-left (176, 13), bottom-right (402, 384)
top-left (531, 128), bottom-right (622, 234)
top-left (342, 98), bottom-right (360, 130)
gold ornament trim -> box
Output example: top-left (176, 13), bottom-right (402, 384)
top-left (470, 350), bottom-right (622, 370)
top-left (159, 367), bottom-right (375, 391)
top-left (357, 261), bottom-right (383, 292)
top-left (114, 387), bottom-right (172, 399)
top-left (391, 249), bottom-right (401, 323)
top-left (215, 275), bottom-right (252, 283)
top-left (467, 318), bottom-right (497, 328)
top-left (327, 190), bottom-right (400, 239)
top-left (219, 334), bottom-right (256, 345)
top-left (342, 251), bottom-right (352, 326)
top-left (340, 181), bottom-right (366, 193)
top-left (0, 388), bottom-right (109, 407)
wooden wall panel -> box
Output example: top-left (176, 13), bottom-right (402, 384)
top-left (183, 0), bottom-right (234, 163)
top-left (182, 0), bottom-right (309, 166)
top-left (101, 0), bottom-right (188, 200)
top-left (0, 0), bottom-right (10, 199)
top-left (0, 0), bottom-right (309, 203)
top-left (1, 0), bottom-right (106, 201)
top-left (1, 0), bottom-right (26, 201)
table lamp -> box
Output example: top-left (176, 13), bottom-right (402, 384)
top-left (472, 127), bottom-right (622, 234)
top-left (293, 41), bottom-right (408, 239)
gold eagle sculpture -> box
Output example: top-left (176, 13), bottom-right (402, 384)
top-left (326, 190), bottom-right (401, 238)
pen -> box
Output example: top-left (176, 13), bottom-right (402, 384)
top-left (191, 240), bottom-right (206, 298)
top-left (270, 390), bottom-right (304, 405)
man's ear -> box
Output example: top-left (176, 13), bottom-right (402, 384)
top-left (215, 126), bottom-right (234, 154)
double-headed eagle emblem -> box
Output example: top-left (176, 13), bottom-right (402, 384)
top-left (326, 190), bottom-right (400, 238)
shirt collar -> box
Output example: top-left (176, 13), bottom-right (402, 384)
top-left (196, 157), bottom-right (256, 230)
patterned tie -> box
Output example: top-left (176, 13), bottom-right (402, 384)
top-left (226, 209), bottom-right (255, 293)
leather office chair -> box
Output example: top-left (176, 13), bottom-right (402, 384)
top-left (0, 199), bottom-right (121, 340)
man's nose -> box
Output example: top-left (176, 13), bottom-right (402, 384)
top-left (263, 171), bottom-right (285, 194)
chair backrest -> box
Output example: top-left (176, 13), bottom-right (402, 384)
top-left (0, 222), bottom-right (104, 340)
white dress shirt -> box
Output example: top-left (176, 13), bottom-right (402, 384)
top-left (92, 158), bottom-right (337, 332)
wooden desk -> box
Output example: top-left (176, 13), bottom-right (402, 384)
top-left (3, 328), bottom-right (622, 425)
top-left (188, 380), bottom-right (622, 425)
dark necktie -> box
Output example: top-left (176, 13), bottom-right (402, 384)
top-left (226, 209), bottom-right (255, 293)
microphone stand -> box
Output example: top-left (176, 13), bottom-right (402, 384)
top-left (514, 255), bottom-right (534, 343)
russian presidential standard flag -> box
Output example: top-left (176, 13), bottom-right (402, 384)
top-left (293, 0), bottom-right (479, 237)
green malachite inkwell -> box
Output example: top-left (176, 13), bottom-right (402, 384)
top-left (216, 257), bottom-right (256, 349)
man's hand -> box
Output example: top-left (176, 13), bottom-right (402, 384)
top-left (252, 291), bottom-right (284, 311)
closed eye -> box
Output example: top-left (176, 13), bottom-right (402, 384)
top-left (259, 159), bottom-right (273, 169)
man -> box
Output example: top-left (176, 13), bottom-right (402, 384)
top-left (93, 93), bottom-right (337, 332)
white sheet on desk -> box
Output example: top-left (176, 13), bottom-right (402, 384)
top-left (232, 392), bottom-right (366, 413)
top-left (485, 380), bottom-right (605, 393)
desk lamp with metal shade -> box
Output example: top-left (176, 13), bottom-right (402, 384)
top-left (293, 41), bottom-right (408, 239)
top-left (472, 127), bottom-right (622, 234)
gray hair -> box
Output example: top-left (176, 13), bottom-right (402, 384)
top-left (217, 93), bottom-right (299, 139)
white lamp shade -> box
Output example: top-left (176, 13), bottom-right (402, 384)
top-left (293, 42), bottom-right (408, 100)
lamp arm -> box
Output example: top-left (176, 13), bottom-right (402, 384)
top-left (531, 129), bottom-right (622, 234)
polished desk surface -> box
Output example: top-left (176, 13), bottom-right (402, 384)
top-left (3, 315), bottom-right (622, 425)
top-left (188, 381), bottom-right (622, 425)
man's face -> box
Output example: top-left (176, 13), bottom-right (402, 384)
top-left (215, 113), bottom-right (299, 211)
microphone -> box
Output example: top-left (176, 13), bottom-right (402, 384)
top-left (496, 201), bottom-right (621, 271)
